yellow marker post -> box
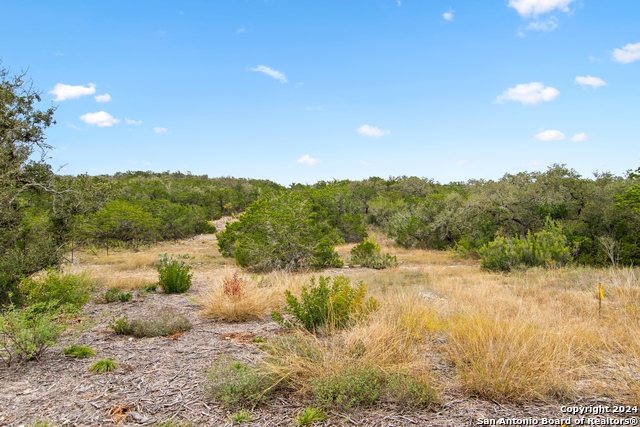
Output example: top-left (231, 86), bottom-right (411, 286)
top-left (599, 283), bottom-right (604, 317)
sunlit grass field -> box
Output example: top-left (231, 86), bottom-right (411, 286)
top-left (64, 233), bottom-right (640, 405)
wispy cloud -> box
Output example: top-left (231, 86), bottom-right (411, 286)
top-left (571, 133), bottom-right (588, 142)
top-left (443, 11), bottom-right (454, 21)
top-left (54, 51), bottom-right (64, 57)
top-left (357, 125), bottom-right (390, 138)
top-left (50, 83), bottom-right (96, 101)
top-left (79, 111), bottom-right (119, 127)
top-left (296, 154), bottom-right (320, 165)
top-left (237, 28), bottom-right (245, 34)
top-left (575, 76), bottom-right (607, 88)
top-left (125, 119), bottom-right (142, 125)
top-left (94, 93), bottom-right (111, 103)
top-left (361, 160), bottom-right (372, 166)
top-left (589, 55), bottom-right (603, 63)
top-left (141, 161), bottom-right (152, 166)
top-left (154, 127), bottom-right (167, 134)
top-left (526, 18), bottom-right (558, 32)
top-left (612, 42), bottom-right (640, 64)
top-left (397, 0), bottom-right (401, 6)
top-left (535, 129), bottom-right (565, 141)
top-left (66, 123), bottom-right (82, 131)
top-left (508, 0), bottom-right (576, 17)
top-left (251, 65), bottom-right (287, 83)
top-left (496, 82), bottom-right (559, 105)
top-left (456, 159), bottom-right (468, 165)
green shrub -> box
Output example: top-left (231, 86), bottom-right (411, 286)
top-left (479, 219), bottom-right (572, 272)
top-left (313, 365), bottom-right (384, 409)
top-left (103, 288), bottom-right (133, 303)
top-left (217, 192), bottom-right (343, 272)
top-left (384, 372), bottom-right (438, 408)
top-left (229, 410), bottom-right (253, 424)
top-left (91, 358), bottom-right (118, 372)
top-left (0, 302), bottom-right (66, 366)
top-left (271, 275), bottom-right (379, 332)
top-left (155, 254), bottom-right (192, 293)
top-left (63, 345), bottom-right (95, 358)
top-left (21, 269), bottom-right (92, 312)
top-left (350, 238), bottom-right (398, 269)
top-left (108, 308), bottom-right (192, 338)
top-left (209, 357), bottom-right (280, 407)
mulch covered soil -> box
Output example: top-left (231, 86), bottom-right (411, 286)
top-left (0, 278), bottom-right (627, 426)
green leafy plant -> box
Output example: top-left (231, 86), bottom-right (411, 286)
top-left (313, 365), bottom-right (384, 409)
top-left (21, 269), bottom-right (92, 312)
top-left (271, 275), bottom-right (379, 332)
top-left (229, 410), bottom-right (253, 424)
top-left (91, 358), bottom-right (118, 373)
top-left (0, 302), bottom-right (66, 366)
top-left (350, 237), bottom-right (398, 269)
top-left (297, 407), bottom-right (327, 425)
top-left (479, 218), bottom-right (572, 272)
top-left (209, 357), bottom-right (280, 407)
top-left (63, 345), bottom-right (95, 358)
top-left (108, 308), bottom-right (192, 338)
top-left (155, 253), bottom-right (192, 293)
top-left (384, 372), bottom-right (438, 408)
top-left (103, 288), bottom-right (133, 303)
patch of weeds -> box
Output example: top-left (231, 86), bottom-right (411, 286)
top-left (251, 337), bottom-right (265, 343)
top-left (297, 407), bottom-right (327, 425)
top-left (109, 308), bottom-right (192, 338)
top-left (229, 410), bottom-right (253, 424)
top-left (384, 372), bottom-right (438, 408)
top-left (91, 358), bottom-right (118, 373)
top-left (63, 345), bottom-right (95, 358)
top-left (143, 283), bottom-right (158, 292)
top-left (209, 356), bottom-right (280, 407)
top-left (103, 288), bottom-right (133, 303)
top-left (0, 302), bottom-right (66, 367)
top-left (21, 268), bottom-right (92, 313)
top-left (313, 365), bottom-right (384, 409)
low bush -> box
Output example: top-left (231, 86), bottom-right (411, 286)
top-left (109, 308), bottom-right (192, 338)
top-left (297, 407), bottom-right (327, 425)
top-left (155, 253), bottom-right (192, 293)
top-left (91, 358), bottom-right (118, 373)
top-left (21, 269), bottom-right (92, 312)
top-left (63, 345), bottom-right (95, 358)
top-left (313, 364), bottom-right (383, 409)
top-left (350, 238), bottom-right (398, 269)
top-left (0, 302), bottom-right (66, 366)
top-left (103, 288), bottom-right (133, 303)
top-left (208, 357), bottom-right (280, 407)
top-left (479, 219), bottom-right (572, 272)
top-left (271, 275), bottom-right (379, 332)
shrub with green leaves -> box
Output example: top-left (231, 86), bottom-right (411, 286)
top-left (155, 253), bottom-right (192, 293)
top-left (479, 218), bottom-right (572, 271)
top-left (313, 365), bottom-right (384, 409)
top-left (91, 358), bottom-right (118, 372)
top-left (109, 308), bottom-right (192, 338)
top-left (217, 192), bottom-right (343, 272)
top-left (0, 302), bottom-right (66, 366)
top-left (297, 407), bottom-right (327, 425)
top-left (350, 238), bottom-right (398, 269)
top-left (21, 268), bottom-right (92, 312)
top-left (63, 345), bottom-right (95, 358)
top-left (103, 288), bottom-right (133, 303)
top-left (271, 275), bottom-right (379, 332)
top-left (209, 357), bottom-right (280, 407)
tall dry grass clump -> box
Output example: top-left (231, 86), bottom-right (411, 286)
top-left (199, 270), bottom-right (281, 322)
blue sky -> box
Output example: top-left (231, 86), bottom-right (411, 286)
top-left (2, 0), bottom-right (639, 185)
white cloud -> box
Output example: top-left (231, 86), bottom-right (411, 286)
top-left (575, 76), bottom-right (607, 88)
top-left (397, 0), bottom-right (401, 6)
top-left (589, 55), bottom-right (603, 63)
top-left (125, 118), bottom-right (142, 125)
top-left (141, 161), bottom-right (152, 166)
top-left (443, 11), bottom-right (454, 21)
top-left (50, 83), bottom-right (96, 101)
top-left (535, 129), bottom-right (565, 141)
top-left (456, 159), bottom-right (468, 165)
top-left (571, 132), bottom-right (588, 142)
top-left (94, 93), bottom-right (111, 103)
top-left (66, 123), bottom-right (82, 130)
top-left (154, 127), bottom-right (167, 134)
top-left (361, 160), bottom-right (372, 166)
top-left (54, 51), bottom-right (64, 57)
top-left (237, 28), bottom-right (245, 34)
top-left (508, 0), bottom-right (576, 17)
top-left (357, 125), bottom-right (390, 138)
top-left (496, 82), bottom-right (559, 105)
top-left (79, 111), bottom-right (119, 127)
top-left (296, 154), bottom-right (320, 165)
top-left (612, 42), bottom-right (640, 64)
top-left (251, 65), bottom-right (287, 83)
top-left (526, 18), bottom-right (558, 32)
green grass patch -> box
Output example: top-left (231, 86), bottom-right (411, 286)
top-left (63, 345), bottom-right (95, 358)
